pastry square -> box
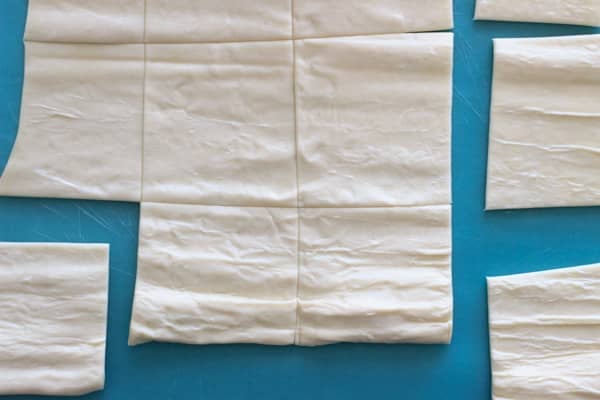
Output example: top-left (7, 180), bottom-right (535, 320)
top-left (142, 42), bottom-right (297, 207)
top-left (293, 0), bottom-right (453, 38)
top-left (297, 206), bottom-right (452, 346)
top-left (0, 42), bottom-right (144, 202)
top-left (488, 263), bottom-right (600, 400)
top-left (129, 202), bottom-right (298, 345)
top-left (295, 33), bottom-right (453, 207)
top-left (486, 35), bottom-right (600, 210)
top-left (0, 243), bottom-right (109, 396)
top-left (146, 0), bottom-right (292, 43)
top-left (475, 0), bottom-right (600, 27)
top-left (25, 0), bottom-right (145, 43)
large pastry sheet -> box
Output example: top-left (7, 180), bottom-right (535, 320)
top-left (293, 0), bottom-right (453, 38)
top-left (5, 2), bottom-right (455, 347)
top-left (298, 206), bottom-right (453, 346)
top-left (0, 243), bottom-right (109, 396)
top-left (486, 35), bottom-right (600, 210)
top-left (142, 41), bottom-right (297, 206)
top-left (0, 42), bottom-right (144, 201)
top-left (296, 33), bottom-right (453, 207)
top-left (488, 264), bottom-right (600, 400)
top-left (129, 203), bottom-right (298, 345)
top-left (475, 0), bottom-right (600, 27)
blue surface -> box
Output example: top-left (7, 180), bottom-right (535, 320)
top-left (1, 1), bottom-right (600, 399)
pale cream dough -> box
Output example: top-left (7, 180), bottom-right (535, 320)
top-left (486, 34), bottom-right (600, 210)
top-left (142, 41), bottom-right (297, 207)
top-left (295, 33), bottom-right (453, 207)
top-left (0, 42), bottom-right (144, 202)
top-left (9, 1), bottom-right (456, 348)
top-left (145, 0), bottom-right (292, 43)
top-left (297, 206), bottom-right (453, 346)
top-left (129, 202), bottom-right (298, 346)
top-left (488, 263), bottom-right (600, 400)
top-left (25, 0), bottom-right (145, 43)
top-left (130, 203), bottom-right (453, 346)
top-left (293, 0), bottom-right (453, 38)
top-left (475, 0), bottom-right (600, 26)
top-left (0, 243), bottom-right (109, 396)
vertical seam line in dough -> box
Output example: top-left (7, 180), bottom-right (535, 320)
top-left (290, 0), bottom-right (302, 345)
top-left (140, 0), bottom-right (148, 200)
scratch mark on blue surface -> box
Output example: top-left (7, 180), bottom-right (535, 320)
top-left (111, 265), bottom-right (134, 278)
top-left (33, 230), bottom-right (57, 241)
top-left (41, 202), bottom-right (70, 220)
top-left (456, 90), bottom-right (485, 124)
top-left (77, 205), bottom-right (121, 236)
top-left (456, 35), bottom-right (479, 84)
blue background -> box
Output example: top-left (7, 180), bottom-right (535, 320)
top-left (1, 1), bottom-right (599, 399)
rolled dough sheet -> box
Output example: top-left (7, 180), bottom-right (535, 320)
top-left (486, 35), bottom-right (600, 210)
top-left (295, 33), bottom-right (453, 207)
top-left (475, 0), bottom-right (600, 26)
top-left (145, 0), bottom-right (292, 43)
top-left (0, 42), bottom-right (144, 202)
top-left (293, 0), bottom-right (453, 38)
top-left (142, 41), bottom-right (297, 207)
top-left (0, 243), bottom-right (109, 396)
top-left (129, 202), bottom-right (298, 346)
top-left (488, 263), bottom-right (600, 400)
top-left (297, 206), bottom-right (452, 346)
top-left (25, 0), bottom-right (145, 43)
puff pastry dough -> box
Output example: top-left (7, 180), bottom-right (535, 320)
top-left (142, 42), bottom-right (297, 206)
top-left (10, 2), bottom-right (456, 347)
top-left (0, 42), bottom-right (144, 202)
top-left (488, 263), bottom-right (600, 400)
top-left (298, 206), bottom-right (453, 346)
top-left (129, 203), bottom-right (298, 345)
top-left (25, 0), bottom-right (145, 43)
top-left (0, 243), bottom-right (109, 396)
top-left (145, 0), bottom-right (292, 43)
top-left (475, 0), bottom-right (600, 27)
top-left (295, 33), bottom-right (453, 207)
top-left (486, 35), bottom-right (600, 210)
top-left (293, 0), bottom-right (453, 38)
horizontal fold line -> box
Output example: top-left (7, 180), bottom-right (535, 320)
top-left (23, 29), bottom-right (453, 47)
top-left (140, 200), bottom-right (452, 209)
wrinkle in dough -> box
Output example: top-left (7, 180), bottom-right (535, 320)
top-left (25, 0), bottom-right (145, 43)
top-left (293, 0), bottom-right (453, 38)
top-left (297, 206), bottom-right (453, 346)
top-left (142, 41), bottom-right (297, 207)
top-left (295, 33), bottom-right (453, 208)
top-left (145, 0), bottom-right (292, 43)
top-left (129, 203), bottom-right (298, 346)
top-left (488, 263), bottom-right (600, 400)
top-left (475, 0), bottom-right (600, 27)
top-left (486, 35), bottom-right (600, 210)
top-left (0, 42), bottom-right (144, 202)
top-left (0, 243), bottom-right (109, 396)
